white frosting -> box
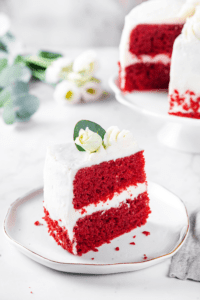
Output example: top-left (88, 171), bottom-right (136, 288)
top-left (169, 9), bottom-right (200, 113)
top-left (43, 126), bottom-right (144, 254)
top-left (178, 0), bottom-right (200, 18)
top-left (182, 6), bottom-right (200, 40)
top-left (119, 0), bottom-right (186, 89)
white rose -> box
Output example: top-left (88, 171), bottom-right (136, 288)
top-left (75, 127), bottom-right (103, 153)
top-left (54, 80), bottom-right (81, 105)
top-left (45, 57), bottom-right (73, 84)
top-left (81, 81), bottom-right (102, 103)
top-left (0, 13), bottom-right (10, 37)
top-left (73, 50), bottom-right (98, 76)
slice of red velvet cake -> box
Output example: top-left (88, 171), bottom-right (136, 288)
top-left (43, 121), bottom-right (151, 256)
top-left (119, 0), bottom-right (187, 92)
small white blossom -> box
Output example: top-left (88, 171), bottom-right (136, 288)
top-left (73, 50), bottom-right (98, 76)
top-left (81, 81), bottom-right (102, 103)
top-left (0, 13), bottom-right (10, 37)
top-left (45, 57), bottom-right (73, 84)
top-left (75, 127), bottom-right (103, 153)
top-left (54, 80), bottom-right (81, 105)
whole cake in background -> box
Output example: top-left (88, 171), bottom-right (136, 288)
top-left (118, 0), bottom-right (199, 93)
top-left (169, 7), bottom-right (200, 119)
top-left (43, 120), bottom-right (151, 256)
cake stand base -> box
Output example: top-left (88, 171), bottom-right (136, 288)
top-left (158, 122), bottom-right (200, 153)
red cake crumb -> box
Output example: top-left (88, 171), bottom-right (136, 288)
top-left (130, 242), bottom-right (135, 245)
top-left (59, 219), bottom-right (61, 222)
top-left (129, 24), bottom-right (183, 56)
top-left (91, 258), bottom-right (94, 260)
top-left (73, 151), bottom-right (146, 209)
top-left (43, 191), bottom-right (150, 256)
top-left (169, 90), bottom-right (200, 119)
top-left (34, 221), bottom-right (43, 226)
top-left (142, 231), bottom-right (150, 236)
top-left (133, 235), bottom-right (136, 238)
top-left (143, 254), bottom-right (148, 260)
top-left (93, 248), bottom-right (99, 252)
top-left (81, 208), bottom-right (87, 215)
top-left (115, 247), bottom-right (120, 251)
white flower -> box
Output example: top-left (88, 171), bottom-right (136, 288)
top-left (75, 127), bottom-right (103, 153)
top-left (54, 80), bottom-right (81, 105)
top-left (81, 81), bottom-right (102, 103)
top-left (45, 57), bottom-right (73, 84)
top-left (73, 50), bottom-right (98, 76)
top-left (0, 13), bottom-right (10, 37)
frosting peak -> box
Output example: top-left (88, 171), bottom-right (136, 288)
top-left (182, 7), bottom-right (200, 41)
top-left (177, 0), bottom-right (200, 19)
top-left (104, 126), bottom-right (136, 149)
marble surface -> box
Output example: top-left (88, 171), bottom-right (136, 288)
top-left (1, 48), bottom-right (200, 299)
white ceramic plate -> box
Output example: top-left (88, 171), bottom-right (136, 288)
top-left (4, 182), bottom-right (189, 275)
top-left (109, 75), bottom-right (200, 153)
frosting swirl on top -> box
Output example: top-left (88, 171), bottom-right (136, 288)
top-left (177, 0), bottom-right (200, 19)
top-left (182, 7), bottom-right (200, 41)
top-left (104, 126), bottom-right (136, 149)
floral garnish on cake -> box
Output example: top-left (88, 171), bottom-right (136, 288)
top-left (74, 120), bottom-right (106, 152)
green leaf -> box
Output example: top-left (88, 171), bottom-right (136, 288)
top-left (24, 55), bottom-right (53, 69)
top-left (0, 86), bottom-right (11, 107)
top-left (2, 99), bottom-right (15, 125)
top-left (0, 41), bottom-right (8, 52)
top-left (12, 81), bottom-right (29, 96)
top-left (0, 64), bottom-right (31, 88)
top-left (15, 94), bottom-right (39, 122)
top-left (32, 70), bottom-right (46, 82)
top-left (14, 55), bottom-right (24, 65)
top-left (0, 58), bottom-right (7, 73)
top-left (38, 50), bottom-right (62, 60)
top-left (73, 120), bottom-right (106, 152)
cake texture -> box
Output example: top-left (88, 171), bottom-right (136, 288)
top-left (43, 122), bottom-right (151, 256)
top-left (119, 0), bottom-right (191, 93)
top-left (168, 7), bottom-right (200, 118)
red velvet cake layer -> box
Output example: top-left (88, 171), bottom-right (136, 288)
top-left (129, 24), bottom-right (183, 56)
top-left (169, 90), bottom-right (200, 119)
top-left (44, 192), bottom-right (151, 256)
top-left (123, 63), bottom-right (170, 92)
top-left (73, 151), bottom-right (146, 209)
top-left (43, 207), bottom-right (74, 254)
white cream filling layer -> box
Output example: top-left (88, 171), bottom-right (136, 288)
top-left (44, 182), bottom-right (147, 244)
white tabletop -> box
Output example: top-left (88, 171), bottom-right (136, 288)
top-left (1, 48), bottom-right (200, 299)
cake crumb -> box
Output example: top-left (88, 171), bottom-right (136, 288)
top-left (91, 258), bottom-right (94, 260)
top-left (142, 231), bottom-right (150, 236)
top-left (93, 248), bottom-right (99, 252)
top-left (34, 221), bottom-right (43, 226)
top-left (130, 242), bottom-right (135, 245)
top-left (81, 208), bottom-right (87, 215)
top-left (143, 254), bottom-right (148, 260)
top-left (115, 247), bottom-right (120, 251)
top-left (133, 235), bottom-right (136, 238)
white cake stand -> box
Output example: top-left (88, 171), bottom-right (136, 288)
top-left (109, 75), bottom-right (200, 153)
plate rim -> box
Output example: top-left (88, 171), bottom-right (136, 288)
top-left (109, 75), bottom-right (200, 126)
top-left (4, 183), bottom-right (189, 268)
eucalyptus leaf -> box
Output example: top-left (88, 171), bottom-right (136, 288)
top-left (73, 120), bottom-right (106, 152)
top-left (0, 86), bottom-right (11, 107)
top-left (0, 41), bottom-right (7, 52)
top-left (12, 81), bottom-right (29, 97)
top-left (0, 64), bottom-right (31, 88)
top-left (38, 50), bottom-right (62, 60)
top-left (2, 99), bottom-right (15, 125)
top-left (15, 94), bottom-right (39, 122)
top-left (0, 58), bottom-right (7, 73)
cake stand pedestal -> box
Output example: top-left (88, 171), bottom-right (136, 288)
top-left (109, 75), bottom-right (200, 153)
